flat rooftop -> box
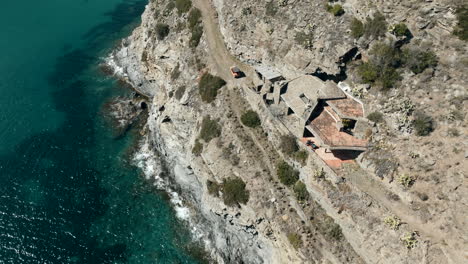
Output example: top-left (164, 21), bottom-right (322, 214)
top-left (255, 65), bottom-right (282, 80)
top-left (308, 107), bottom-right (367, 150)
top-left (327, 97), bottom-right (364, 119)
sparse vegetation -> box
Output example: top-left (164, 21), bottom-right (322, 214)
top-left (156, 23), bottom-right (170, 40)
top-left (293, 181), bottom-right (309, 201)
top-left (391, 23), bottom-right (411, 38)
top-left (294, 150), bottom-right (309, 166)
top-left (171, 64), bottom-right (181, 80)
top-left (222, 177), bottom-right (249, 206)
top-left (189, 24), bottom-right (203, 48)
top-left (265, 1), bottom-right (278, 16)
top-left (350, 17), bottom-right (364, 38)
top-left (277, 161), bottom-right (299, 186)
top-left (402, 48), bottom-right (438, 74)
top-left (175, 0), bottom-right (192, 14)
top-left (192, 140), bottom-right (203, 156)
top-left (447, 128), bottom-right (460, 137)
top-left (326, 4), bottom-right (344, 16)
top-left (384, 215), bottom-right (401, 230)
top-left (287, 233), bottom-right (303, 249)
top-left (314, 168), bottom-right (325, 179)
top-left (294, 31), bottom-right (314, 50)
top-left (326, 221), bottom-right (342, 240)
top-left (398, 174), bottom-right (414, 188)
top-left (364, 11), bottom-right (388, 39)
top-left (367, 111), bottom-right (384, 123)
top-left (207, 180), bottom-right (221, 197)
top-left (199, 116), bottom-right (221, 142)
top-left (453, 5), bottom-right (468, 41)
top-left (198, 73), bottom-right (226, 103)
top-left (413, 112), bottom-right (434, 136)
top-left (188, 8), bottom-right (202, 29)
top-left (280, 135), bottom-right (299, 155)
top-left (401, 231), bottom-right (418, 249)
top-left (175, 85), bottom-right (186, 100)
top-left (241, 110), bottom-right (261, 128)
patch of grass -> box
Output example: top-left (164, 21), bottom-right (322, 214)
top-left (189, 24), bottom-right (203, 48)
top-left (222, 177), bottom-right (249, 206)
top-left (287, 233), bottom-right (302, 249)
top-left (175, 85), bottom-right (186, 100)
top-left (188, 8), bottom-right (202, 29)
top-left (175, 0), bottom-right (192, 14)
top-left (293, 181), bottom-right (309, 201)
top-left (364, 11), bottom-right (387, 39)
top-left (241, 110), bottom-right (261, 128)
top-left (207, 180), bottom-right (221, 197)
top-left (294, 31), bottom-right (314, 50)
top-left (367, 111), bottom-right (384, 123)
top-left (265, 1), bottom-right (278, 16)
top-left (280, 135), bottom-right (299, 155)
top-left (402, 48), bottom-right (438, 74)
top-left (453, 5), bottom-right (468, 41)
top-left (199, 116), bottom-right (221, 142)
top-left (326, 4), bottom-right (344, 16)
top-left (413, 112), bottom-right (434, 136)
top-left (391, 23), bottom-right (411, 38)
top-left (198, 73), bottom-right (226, 103)
top-left (277, 161), bottom-right (299, 186)
top-left (350, 17), bottom-right (364, 38)
top-left (155, 23), bottom-right (170, 40)
top-left (192, 140), bottom-right (203, 156)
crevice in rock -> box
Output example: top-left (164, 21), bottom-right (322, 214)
top-left (311, 47), bottom-right (360, 83)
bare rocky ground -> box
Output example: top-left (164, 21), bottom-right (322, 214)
top-left (110, 0), bottom-right (467, 263)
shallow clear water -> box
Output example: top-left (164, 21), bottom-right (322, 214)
top-left (0, 0), bottom-right (204, 263)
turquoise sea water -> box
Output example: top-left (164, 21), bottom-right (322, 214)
top-left (0, 0), bottom-right (204, 263)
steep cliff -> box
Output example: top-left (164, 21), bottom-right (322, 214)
top-left (110, 0), bottom-right (467, 263)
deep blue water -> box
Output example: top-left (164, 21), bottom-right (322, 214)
top-left (0, 0), bottom-right (204, 263)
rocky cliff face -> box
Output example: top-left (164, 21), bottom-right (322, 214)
top-left (110, 0), bottom-right (466, 263)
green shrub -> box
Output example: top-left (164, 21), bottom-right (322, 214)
top-left (391, 23), bottom-right (411, 37)
top-left (367, 111), bottom-right (384, 123)
top-left (350, 17), bottom-right (364, 38)
top-left (175, 0), bottom-right (192, 14)
top-left (198, 73), bottom-right (226, 102)
top-left (379, 67), bottom-right (401, 90)
top-left (175, 85), bottom-right (186, 100)
top-left (192, 140), bottom-right (203, 156)
top-left (171, 64), bottom-right (181, 80)
top-left (294, 31), bottom-right (314, 50)
top-left (453, 5), bottom-right (468, 41)
top-left (364, 11), bottom-right (387, 39)
top-left (280, 135), bottom-right (299, 155)
top-left (401, 232), bottom-right (418, 249)
top-left (357, 62), bottom-right (379, 84)
top-left (199, 116), bottom-right (221, 142)
top-left (277, 161), bottom-right (299, 186)
top-left (207, 180), bottom-right (221, 197)
top-left (384, 215), bottom-right (401, 230)
top-left (241, 110), bottom-right (261, 128)
top-left (413, 112), bottom-right (433, 136)
top-left (293, 181), bottom-right (309, 201)
top-left (189, 24), bottom-right (203, 48)
top-left (294, 150), bottom-right (308, 166)
top-left (326, 4), bottom-right (344, 16)
top-left (402, 48), bottom-right (438, 74)
top-left (398, 174), bottom-right (414, 187)
top-left (326, 222), bottom-right (342, 240)
top-left (287, 233), bottom-right (302, 249)
top-left (165, 1), bottom-right (176, 15)
top-left (155, 23), bottom-right (170, 40)
top-left (188, 8), bottom-right (202, 29)
top-left (265, 1), bottom-right (278, 16)
top-left (222, 177), bottom-right (249, 206)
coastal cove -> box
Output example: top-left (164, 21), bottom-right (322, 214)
top-left (0, 0), bottom-right (205, 263)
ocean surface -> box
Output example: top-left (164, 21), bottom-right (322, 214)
top-left (0, 0), bottom-right (205, 263)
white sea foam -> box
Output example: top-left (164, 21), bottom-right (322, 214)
top-left (104, 54), bottom-right (127, 77)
